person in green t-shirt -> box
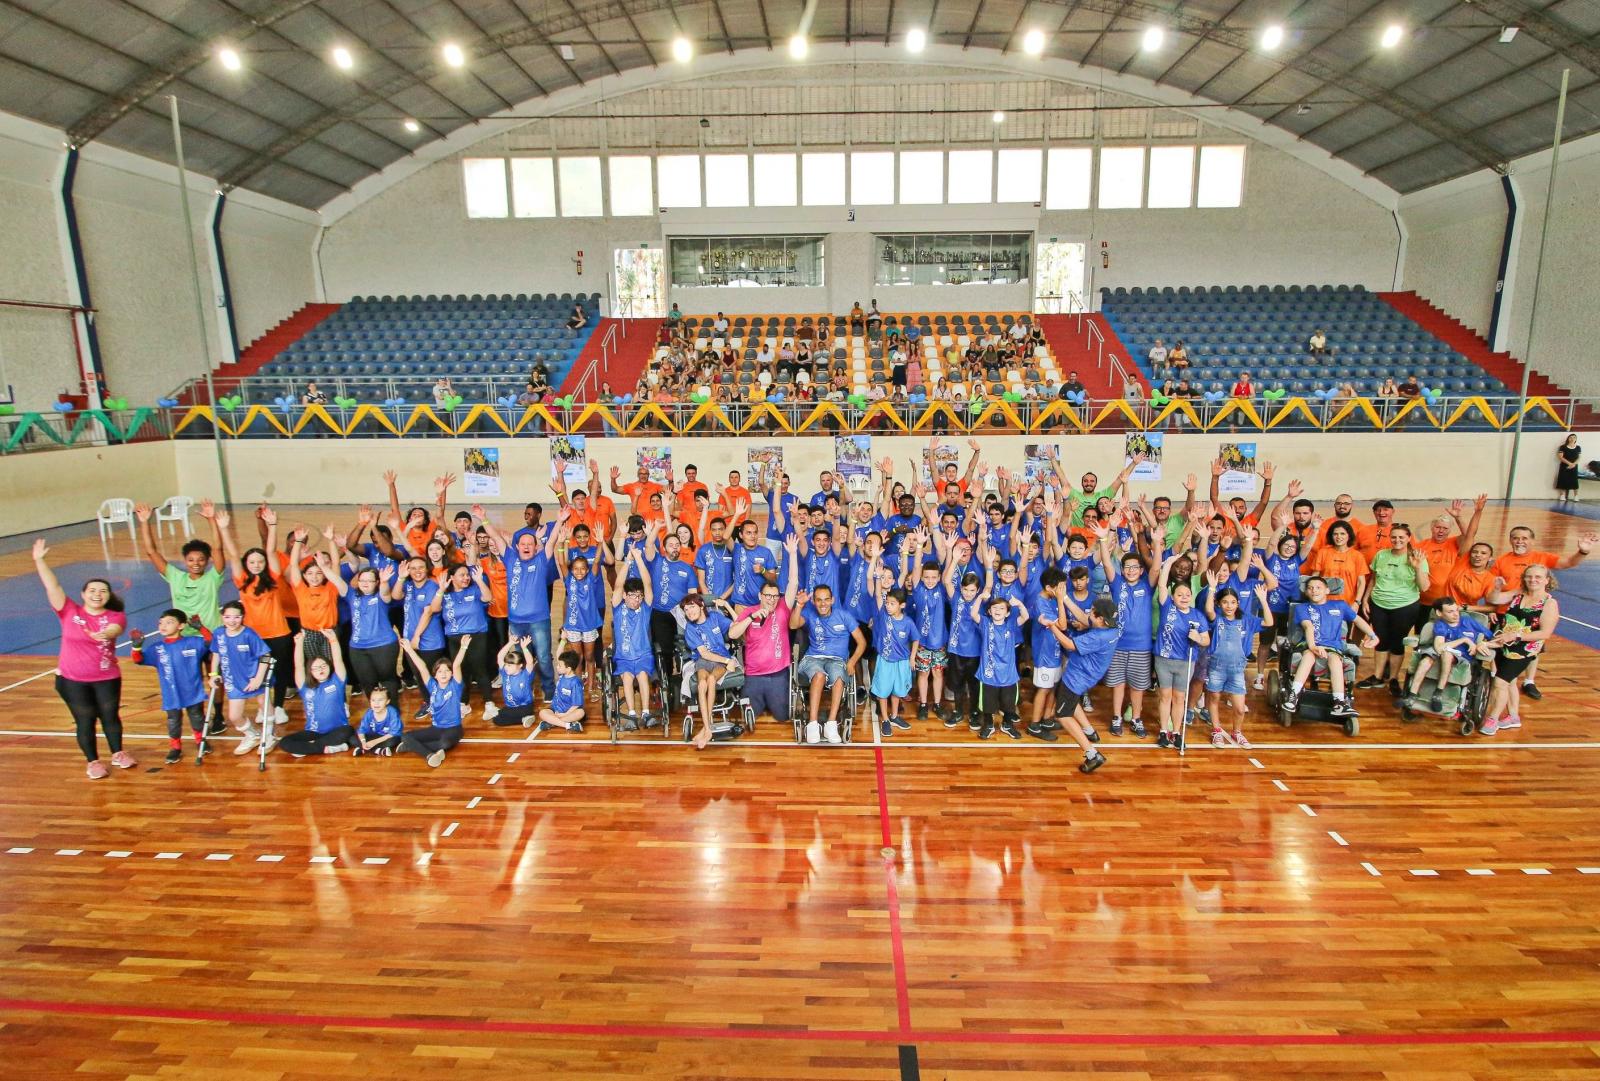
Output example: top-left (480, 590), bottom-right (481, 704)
top-left (1044, 447), bottom-right (1146, 526)
top-left (135, 500), bottom-right (226, 630)
top-left (1357, 524), bottom-right (1430, 694)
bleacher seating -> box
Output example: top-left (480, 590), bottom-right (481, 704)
top-left (1101, 284), bottom-right (1510, 398)
top-left (666, 312), bottom-right (1062, 398)
top-left (248, 293), bottom-right (602, 403)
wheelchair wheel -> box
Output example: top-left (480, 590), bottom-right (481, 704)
top-left (743, 704), bottom-right (756, 733)
top-left (1264, 669), bottom-right (1281, 709)
top-left (1459, 718), bottom-right (1476, 737)
top-left (1399, 703), bottom-right (1416, 723)
top-left (1343, 716), bottom-right (1359, 738)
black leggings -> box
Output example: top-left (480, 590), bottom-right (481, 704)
top-left (1370, 601), bottom-right (1420, 655)
top-left (349, 641), bottom-right (401, 699)
top-left (492, 703), bottom-right (536, 727)
top-left (978, 682), bottom-right (1020, 722)
top-left (399, 725), bottom-right (464, 757)
top-left (947, 653), bottom-right (979, 720)
top-left (447, 633), bottom-right (494, 705)
top-left (277, 724), bottom-right (355, 757)
top-left (165, 702), bottom-right (207, 740)
top-left (651, 610), bottom-right (680, 672)
top-left (262, 633), bottom-right (294, 708)
top-left (55, 675), bottom-right (123, 763)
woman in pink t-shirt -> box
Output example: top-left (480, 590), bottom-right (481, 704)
top-left (34, 538), bottom-right (134, 779)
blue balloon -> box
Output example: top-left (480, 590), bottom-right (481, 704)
top-left (497, 395), bottom-right (517, 409)
top-left (51, 400), bottom-right (73, 413)
top-left (157, 397), bottom-right (180, 408)
top-left (1203, 390), bottom-right (1226, 403)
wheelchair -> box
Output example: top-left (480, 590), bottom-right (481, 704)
top-left (788, 631), bottom-right (868, 745)
top-left (675, 642), bottom-right (756, 744)
top-left (1397, 626), bottom-right (1493, 737)
top-left (1263, 620), bottom-right (1362, 738)
top-left (598, 644), bottom-right (672, 744)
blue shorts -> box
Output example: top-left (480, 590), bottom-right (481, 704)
top-left (871, 658), bottom-right (912, 699)
top-left (1204, 658), bottom-right (1247, 696)
top-left (615, 653), bottom-right (655, 677)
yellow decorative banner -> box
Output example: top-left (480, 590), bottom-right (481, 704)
top-left (797, 401), bottom-right (850, 433)
top-left (1385, 397), bottom-right (1439, 430)
top-left (511, 404), bottom-right (566, 434)
top-left (1263, 397), bottom-right (1327, 430)
top-left (172, 405), bottom-right (217, 436)
top-left (1147, 398), bottom-right (1204, 429)
top-left (680, 400), bottom-right (737, 433)
top-left (739, 402), bottom-right (793, 434)
top-left (971, 399), bottom-right (1026, 432)
top-left (624, 401), bottom-right (677, 434)
top-left (1088, 399), bottom-right (1144, 431)
top-left (1204, 398), bottom-right (1265, 431)
top-left (567, 403), bottom-right (624, 434)
top-left (400, 405), bottom-right (456, 435)
top-left (456, 404), bottom-right (514, 436)
top-left (860, 400), bottom-right (910, 432)
top-left (1319, 397), bottom-right (1384, 430)
top-left (1029, 399), bottom-right (1086, 433)
top-left (292, 403), bottom-right (345, 436)
top-left (911, 401), bottom-right (966, 432)
top-left (344, 404), bottom-right (402, 436)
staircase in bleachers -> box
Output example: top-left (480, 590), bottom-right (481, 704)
top-left (227, 303), bottom-right (342, 380)
top-left (242, 292), bottom-right (603, 406)
top-left (1102, 284), bottom-right (1511, 400)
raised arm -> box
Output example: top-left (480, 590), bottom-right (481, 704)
top-left (32, 538), bottom-right (68, 611)
top-left (782, 533), bottom-right (800, 608)
top-left (133, 503), bottom-right (168, 577)
top-left (1247, 460), bottom-right (1276, 524)
top-left (293, 631), bottom-right (309, 687)
top-left (383, 469), bottom-right (404, 532)
top-left (451, 634), bottom-right (470, 683)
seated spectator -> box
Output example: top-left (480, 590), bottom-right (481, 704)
top-left (866, 300), bottom-right (883, 329)
top-left (1231, 374), bottom-right (1254, 399)
top-left (849, 301), bottom-right (865, 332)
top-left (1147, 338), bottom-right (1168, 374)
top-left (867, 382), bottom-right (887, 402)
top-left (1398, 374), bottom-right (1422, 401)
top-left (666, 303), bottom-right (682, 327)
top-left (1059, 371), bottom-right (1086, 398)
top-left (1030, 325), bottom-right (1047, 350)
top-left (816, 321), bottom-right (831, 347)
top-left (566, 303), bottom-right (587, 330)
top-left (797, 321), bottom-right (814, 346)
top-left (528, 370), bottom-right (550, 395)
top-left (1009, 320), bottom-right (1029, 345)
top-left (1377, 376), bottom-right (1399, 403)
top-left (756, 343), bottom-right (774, 367)
top-left (778, 341), bottom-right (795, 362)
top-left (1308, 328), bottom-right (1328, 356)
top-left (301, 381), bottom-right (327, 407)
top-left (432, 377), bottom-right (454, 407)
top-left (1170, 341), bottom-right (1190, 372)
top-left (1022, 359), bottom-right (1040, 383)
top-left (517, 382), bottom-right (541, 407)
top-left (713, 311), bottom-right (729, 336)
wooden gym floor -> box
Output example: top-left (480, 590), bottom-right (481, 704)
top-left (1, 505), bottom-right (1599, 1079)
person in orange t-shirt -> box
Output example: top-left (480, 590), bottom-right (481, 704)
top-left (718, 469), bottom-right (753, 528)
top-left (220, 506), bottom-right (294, 717)
top-left (611, 464), bottom-right (665, 514)
top-left (384, 468), bottom-right (452, 560)
top-left (285, 528), bottom-right (346, 643)
top-left (1414, 495), bottom-right (1487, 617)
top-left (1304, 520), bottom-right (1369, 603)
top-left (473, 521), bottom-right (510, 655)
top-left (1446, 543), bottom-right (1499, 610)
top-left (675, 464), bottom-right (709, 509)
top-left (1316, 493), bottom-right (1366, 549)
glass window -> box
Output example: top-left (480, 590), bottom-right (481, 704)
top-left (996, 148), bottom-right (1042, 203)
top-left (802, 152), bottom-right (846, 205)
top-left (850, 151), bottom-right (895, 205)
top-left (947, 150), bottom-right (994, 204)
top-left (462, 157), bottom-right (508, 218)
top-left (898, 150), bottom-right (944, 204)
top-left (657, 154), bottom-right (702, 208)
top-left (668, 235), bottom-right (825, 288)
top-left (704, 154), bottom-right (750, 208)
top-left (607, 156), bottom-right (653, 216)
top-left (1197, 145), bottom-right (1246, 207)
top-left (509, 158), bottom-right (555, 218)
top-left (874, 233), bottom-right (1031, 286)
top-left (557, 157), bottom-right (603, 216)
top-left (753, 153), bottom-right (797, 206)
top-left (1097, 146), bottom-right (1145, 209)
top-left (1044, 147), bottom-right (1091, 210)
top-left (1147, 145), bottom-right (1195, 208)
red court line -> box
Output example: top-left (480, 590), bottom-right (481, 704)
top-left (874, 746), bottom-right (912, 1034)
top-left (1, 997), bottom-right (1597, 1048)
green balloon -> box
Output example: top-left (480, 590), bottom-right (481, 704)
top-left (848, 394), bottom-right (867, 408)
top-left (692, 390), bottom-right (710, 403)
top-left (1003, 390), bottom-right (1021, 403)
top-left (1263, 388), bottom-right (1287, 400)
top-left (0, 404), bottom-right (14, 415)
top-left (1148, 394), bottom-right (1170, 407)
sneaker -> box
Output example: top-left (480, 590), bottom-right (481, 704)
top-left (1174, 728), bottom-right (1186, 754)
top-left (1388, 679), bottom-right (1403, 698)
top-left (889, 715), bottom-right (911, 731)
top-left (1194, 706), bottom-right (1211, 725)
top-left (967, 715), bottom-right (982, 731)
top-left (275, 707), bottom-right (289, 728)
top-left (1356, 676), bottom-right (1386, 690)
top-left (206, 716), bottom-right (227, 737)
top-left (805, 720), bottom-right (822, 745)
top-left (482, 702), bottom-right (500, 723)
top-left (1078, 750), bottom-right (1106, 774)
top-left (110, 750), bottom-right (137, 769)
top-left (1130, 718), bottom-right (1148, 739)
top-left (1282, 691), bottom-right (1300, 713)
top-left (1232, 730), bottom-right (1252, 749)
top-left (879, 719), bottom-right (892, 738)
top-left (571, 721), bottom-right (585, 734)
top-left (1252, 674), bottom-right (1265, 692)
top-left (1157, 731), bottom-right (1171, 749)
top-left (1082, 696), bottom-right (1094, 713)
top-left (235, 729), bottom-right (260, 755)
top-left (1084, 727), bottom-right (1099, 744)
top-left (1479, 717), bottom-right (1499, 736)
top-left (322, 743), bottom-right (349, 754)
top-left (1521, 682), bottom-right (1542, 701)
top-left (86, 760), bottom-right (109, 780)
top-left (642, 712), bottom-right (662, 729)
top-left (164, 747), bottom-right (182, 765)
top-left (823, 720), bottom-right (842, 744)
top-left (621, 712), bottom-right (640, 732)
top-left (426, 749), bottom-right (446, 768)
top-left (522, 714), bottom-right (536, 729)
top-left (1109, 717), bottom-right (1123, 737)
top-left (916, 703), bottom-right (928, 721)
top-left (414, 705), bottom-right (432, 722)
top-left (943, 712), bottom-right (962, 729)
top-left (1211, 728), bottom-right (1230, 748)
top-left (1041, 719), bottom-right (1063, 731)
top-left (261, 735), bottom-right (278, 754)
top-left (1000, 720), bottom-right (1022, 741)
top-left (1498, 714), bottom-right (1522, 730)
top-left (1330, 697), bottom-right (1354, 716)
top-left (1025, 722), bottom-right (1058, 742)
top-left (460, 705), bottom-right (473, 720)
top-left (978, 722), bottom-right (995, 740)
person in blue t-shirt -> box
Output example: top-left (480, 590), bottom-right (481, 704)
top-left (681, 592), bottom-right (738, 749)
top-left (1407, 598), bottom-right (1493, 709)
top-left (944, 565), bottom-right (987, 732)
top-left (346, 564), bottom-right (401, 702)
top-left (555, 524), bottom-right (604, 687)
top-left (389, 556), bottom-right (445, 705)
top-left (610, 547), bottom-right (656, 731)
top-left (533, 650), bottom-right (587, 737)
top-left (1034, 596), bottom-right (1120, 773)
top-left (694, 515), bottom-right (737, 602)
top-left (645, 522), bottom-right (698, 667)
top-left (480, 516), bottom-right (561, 702)
top-left (130, 609), bottom-right (213, 764)
top-left (1256, 527), bottom-right (1304, 692)
top-left (1286, 576), bottom-right (1380, 716)
top-left (424, 562), bottom-right (496, 721)
top-left (869, 565), bottom-right (917, 738)
top-left (354, 686), bottom-right (404, 756)
top-left (1203, 574), bottom-right (1273, 750)
top-left (1154, 552), bottom-right (1211, 753)
top-left (397, 634), bottom-right (471, 767)
top-left (731, 520), bottom-right (779, 607)
top-left (763, 469), bottom-right (799, 558)
top-left (212, 600), bottom-right (272, 757)
top-left (1099, 531), bottom-right (1155, 740)
top-left (277, 628), bottom-right (354, 758)
top-left (789, 579), bottom-right (867, 745)
top-left (971, 590), bottom-right (1029, 741)
top-left (1026, 568), bottom-right (1069, 735)
top-left (901, 532), bottom-right (950, 724)
top-left (490, 636), bottom-right (539, 729)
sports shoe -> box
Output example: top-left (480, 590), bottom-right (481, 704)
top-left (889, 715), bottom-right (911, 731)
top-left (426, 749), bottom-right (446, 767)
top-left (1084, 726), bottom-right (1100, 743)
top-left (1282, 691), bottom-right (1299, 713)
top-left (642, 712), bottom-right (662, 729)
top-left (805, 720), bottom-right (822, 745)
top-left (235, 729), bottom-right (260, 755)
top-left (1356, 676), bottom-right (1386, 690)
top-left (482, 702), bottom-right (500, 723)
top-left (1174, 728), bottom-right (1186, 754)
top-left (943, 712), bottom-right (962, 729)
top-left (823, 720), bottom-right (842, 744)
top-left (1079, 750), bottom-right (1106, 774)
top-left (1130, 718), bottom-right (1148, 739)
top-left (414, 705), bottom-right (432, 722)
top-left (1232, 730), bottom-right (1252, 749)
top-left (207, 715), bottom-right (227, 737)
top-left (1498, 714), bottom-right (1522, 730)
top-left (110, 751), bottom-right (137, 769)
top-left (879, 719), bottom-right (892, 738)
top-left (86, 760), bottom-right (109, 780)
top-left (1025, 722), bottom-right (1058, 742)
top-left (1388, 678), bottom-right (1403, 698)
top-left (460, 705), bottom-right (473, 720)
top-left (978, 722), bottom-right (994, 740)
top-left (1000, 720), bottom-right (1022, 740)
top-left (1194, 706), bottom-right (1210, 725)
top-left (1252, 674), bottom-right (1265, 691)
top-left (1211, 728), bottom-right (1230, 748)
top-left (1082, 696), bottom-right (1094, 713)
top-left (275, 707), bottom-right (289, 728)
top-left (967, 715), bottom-right (982, 731)
top-left (1521, 682), bottom-right (1542, 700)
top-left (164, 747), bottom-right (182, 765)
top-left (916, 703), bottom-right (928, 721)
top-left (1109, 717), bottom-right (1123, 737)
top-left (570, 721), bottom-right (585, 734)
top-left (322, 743), bottom-right (349, 754)
top-left (1479, 717), bottom-right (1499, 736)
top-left (1330, 697), bottom-right (1354, 716)
top-left (1156, 731), bottom-right (1170, 749)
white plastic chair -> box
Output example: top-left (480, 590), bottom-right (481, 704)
top-left (97, 498), bottom-right (136, 543)
top-left (154, 496), bottom-right (195, 537)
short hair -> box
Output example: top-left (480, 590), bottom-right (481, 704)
top-left (1091, 596), bottom-right (1119, 627)
top-left (1303, 575), bottom-right (1328, 589)
top-left (558, 650), bottom-right (580, 670)
top-left (221, 600), bottom-right (245, 617)
top-left (1293, 498), bottom-right (1315, 513)
top-left (920, 559), bottom-right (941, 573)
top-left (1039, 567), bottom-right (1066, 589)
top-left (160, 607), bottom-right (187, 624)
top-left (455, 511), bottom-right (473, 522)
top-left (1431, 598), bottom-right (1459, 614)
top-left (623, 577), bottom-right (645, 595)
top-left (627, 514), bottom-right (646, 532)
top-left (1372, 499), bottom-right (1395, 511)
top-left (180, 539), bottom-right (212, 559)
top-left (885, 587), bottom-right (908, 605)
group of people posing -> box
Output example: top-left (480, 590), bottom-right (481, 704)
top-left (35, 439), bottom-right (1595, 778)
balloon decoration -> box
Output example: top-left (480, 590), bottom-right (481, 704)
top-left (104, 397), bottom-right (129, 411)
top-left (1422, 387), bottom-right (1442, 404)
top-left (51, 400), bottom-right (74, 413)
top-left (333, 396), bottom-right (358, 410)
top-left (218, 394), bottom-right (244, 411)
top-left (691, 389), bottom-right (710, 403)
top-left (1148, 393), bottom-right (1170, 407)
top-left (768, 391), bottom-right (785, 403)
top-left (273, 395), bottom-right (297, 414)
top-left (0, 404), bottom-right (14, 416)
top-left (441, 394), bottom-right (463, 411)
top-left (555, 395), bottom-right (575, 409)
top-left (1203, 390), bottom-right (1226, 403)
top-left (618, 393), bottom-right (633, 405)
top-left (383, 396), bottom-right (407, 409)
top-left (157, 397), bottom-right (180, 408)
top-left (1261, 388), bottom-right (1287, 401)
top-left (1065, 390), bottom-right (1088, 406)
top-left (847, 393), bottom-right (868, 409)
top-left (1002, 390), bottom-right (1022, 403)
top-left (1313, 387), bottom-right (1338, 400)
top-left (496, 395), bottom-right (518, 409)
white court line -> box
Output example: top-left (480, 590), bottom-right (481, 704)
top-left (1467, 868), bottom-right (1496, 876)
top-left (309, 855), bottom-right (336, 864)
top-left (506, 752), bottom-right (520, 763)
top-left (1327, 831), bottom-right (1348, 846)
top-left (1580, 868), bottom-right (1600, 875)
top-left (416, 852), bottom-right (433, 866)
top-left (256, 854), bottom-right (283, 863)
top-left (154, 852), bottom-right (181, 860)
top-left (1409, 869), bottom-right (1440, 877)
top-left (441, 821), bottom-right (459, 837)
top-left (1298, 803), bottom-right (1318, 817)
top-left (105, 851), bottom-right (131, 859)
top-left (466, 796), bottom-right (482, 809)
top-left (1560, 615), bottom-right (1600, 632)
top-left (205, 853), bottom-right (232, 862)
top-left (1271, 778), bottom-right (1290, 791)
top-left (1361, 862), bottom-right (1382, 876)
top-left (1248, 757), bottom-right (1264, 769)
top-left (1522, 867), bottom-right (1553, 875)
top-left (362, 857), bottom-right (389, 866)
top-left (487, 773), bottom-right (501, 785)
top-left (0, 669), bottom-right (54, 694)
top-left (7, 847), bottom-right (34, 854)
top-left (55, 849), bottom-right (81, 856)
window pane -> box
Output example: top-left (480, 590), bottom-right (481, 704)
top-left (608, 156), bottom-right (653, 216)
top-left (802, 152), bottom-right (846, 205)
top-left (1097, 146), bottom-right (1145, 209)
top-left (947, 150), bottom-right (993, 204)
top-left (898, 150), bottom-right (944, 204)
top-left (1197, 145), bottom-right (1246, 207)
top-left (1147, 146), bottom-right (1195, 208)
top-left (463, 157), bottom-right (508, 218)
top-left (1045, 148), bottom-right (1091, 210)
top-left (753, 153), bottom-right (797, 206)
top-left (850, 151), bottom-right (895, 205)
top-left (996, 148), bottom-right (1042, 203)
top-left (557, 157), bottom-right (603, 216)
top-left (657, 154), bottom-right (702, 208)
top-left (704, 154), bottom-right (750, 208)
top-left (509, 158), bottom-right (555, 218)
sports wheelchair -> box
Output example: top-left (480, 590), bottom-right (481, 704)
top-left (1261, 578), bottom-right (1361, 738)
top-left (1397, 625), bottom-right (1493, 737)
top-left (598, 643), bottom-right (673, 744)
top-left (787, 627), bottom-right (869, 745)
top-left (675, 640), bottom-right (756, 744)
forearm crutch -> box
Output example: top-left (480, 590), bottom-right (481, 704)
top-left (258, 660), bottom-right (277, 773)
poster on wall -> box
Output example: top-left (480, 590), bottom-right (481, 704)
top-left (1216, 442), bottom-right (1258, 495)
top-left (637, 445), bottom-right (672, 484)
top-left (550, 434), bottom-right (588, 488)
top-left (1124, 431), bottom-right (1163, 481)
top-left (921, 441), bottom-right (961, 486)
top-left (747, 446), bottom-right (783, 498)
top-left (834, 435), bottom-right (872, 484)
top-left (463, 447), bottom-right (501, 497)
top-left (1023, 444), bottom-right (1058, 486)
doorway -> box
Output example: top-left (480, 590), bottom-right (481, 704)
top-left (613, 247), bottom-right (666, 318)
top-left (1034, 241), bottom-right (1086, 315)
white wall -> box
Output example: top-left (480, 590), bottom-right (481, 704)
top-left (0, 125), bottom-right (78, 410)
top-left (1399, 180), bottom-right (1504, 338)
top-left (222, 194), bottom-right (321, 346)
top-left (2, 440), bottom-right (178, 536)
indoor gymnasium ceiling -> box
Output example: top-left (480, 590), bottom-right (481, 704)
top-left (0, 0), bottom-right (1595, 209)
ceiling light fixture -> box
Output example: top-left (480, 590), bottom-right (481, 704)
top-left (1498, 25), bottom-right (1520, 44)
top-left (1021, 28), bottom-right (1046, 56)
top-left (992, 110), bottom-right (1005, 123)
top-left (672, 35), bottom-right (694, 62)
top-left (331, 46), bottom-right (354, 70)
top-left (906, 28), bottom-right (927, 53)
top-left (441, 42), bottom-right (466, 67)
top-left (1141, 26), bottom-right (1165, 51)
top-left (558, 43), bottom-right (576, 61)
top-left (1260, 24), bottom-right (1284, 51)
top-left (1380, 23), bottom-right (1404, 49)
top-left (788, 34), bottom-right (808, 60)
top-left (218, 47), bottom-right (242, 71)
top-left (403, 118), bottom-right (421, 133)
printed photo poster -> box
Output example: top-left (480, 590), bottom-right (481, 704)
top-left (1023, 444), bottom-right (1058, 486)
top-left (1124, 430), bottom-right (1163, 481)
top-left (463, 447), bottom-right (501, 497)
top-left (1217, 442), bottom-right (1258, 495)
top-left (747, 446), bottom-right (783, 495)
top-left (834, 435), bottom-right (872, 482)
top-left (637, 445), bottom-right (672, 484)
top-left (549, 434), bottom-right (588, 489)
top-left (921, 441), bottom-right (961, 486)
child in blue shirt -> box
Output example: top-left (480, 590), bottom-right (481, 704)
top-left (354, 686), bottom-right (404, 756)
top-left (492, 636), bottom-right (538, 728)
top-left (1286, 577), bottom-right (1380, 716)
top-left (972, 591), bottom-right (1030, 741)
top-left (534, 650), bottom-right (587, 737)
top-left (1035, 596), bottom-right (1120, 772)
top-left (130, 608), bottom-right (213, 764)
top-left (397, 634), bottom-right (471, 767)
top-left (681, 593), bottom-right (737, 750)
top-left (1203, 575), bottom-right (1273, 750)
top-left (609, 546), bottom-right (656, 731)
top-left (557, 542), bottom-right (603, 686)
top-left (278, 628), bottom-right (354, 758)
top-left (1408, 598), bottom-right (1493, 710)
top-left (213, 600), bottom-right (272, 757)
top-left (869, 546), bottom-right (917, 737)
